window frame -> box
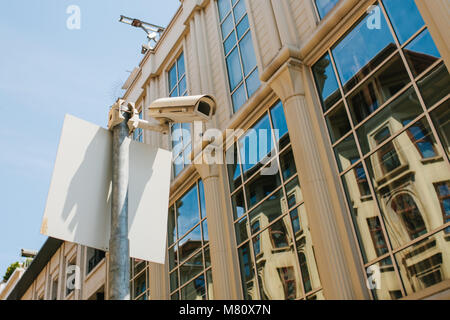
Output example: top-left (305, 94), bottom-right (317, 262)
top-left (216, 0), bottom-right (260, 113)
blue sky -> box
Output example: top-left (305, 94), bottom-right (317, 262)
top-left (0, 0), bottom-right (180, 277)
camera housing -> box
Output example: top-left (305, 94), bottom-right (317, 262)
top-left (148, 95), bottom-right (216, 123)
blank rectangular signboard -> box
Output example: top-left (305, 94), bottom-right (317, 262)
top-left (41, 114), bottom-right (171, 264)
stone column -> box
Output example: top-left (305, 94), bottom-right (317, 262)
top-left (193, 160), bottom-right (241, 299)
top-left (269, 59), bottom-right (369, 300)
top-left (148, 259), bottom-right (169, 300)
top-left (415, 0), bottom-right (450, 69)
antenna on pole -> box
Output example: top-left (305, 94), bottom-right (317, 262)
top-left (119, 15), bottom-right (165, 54)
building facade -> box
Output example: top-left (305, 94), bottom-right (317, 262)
top-left (8, 0), bottom-right (450, 300)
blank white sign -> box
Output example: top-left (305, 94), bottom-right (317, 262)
top-left (41, 114), bottom-right (171, 264)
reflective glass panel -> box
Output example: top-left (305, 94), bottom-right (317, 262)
top-left (253, 216), bottom-right (302, 299)
top-left (198, 180), bottom-right (206, 219)
top-left (246, 68), bottom-right (260, 98)
top-left (202, 220), bottom-right (209, 242)
top-left (356, 87), bottom-right (423, 154)
top-left (233, 0), bottom-right (246, 23)
top-left (326, 102), bottom-right (351, 143)
top-left (334, 134), bottom-right (360, 172)
top-left (235, 216), bottom-right (249, 245)
top-left (285, 177), bottom-right (303, 209)
top-left (245, 163), bottom-right (281, 208)
top-left (382, 0), bottom-right (424, 44)
top-left (365, 119), bottom-right (450, 249)
top-left (404, 29), bottom-right (441, 77)
top-left (179, 250), bottom-right (203, 286)
top-left (430, 100), bottom-right (450, 159)
top-left (341, 166), bottom-right (388, 263)
top-left (395, 231), bottom-right (449, 296)
top-left (332, 8), bottom-right (396, 92)
top-left (232, 189), bottom-right (246, 220)
top-left (239, 32), bottom-right (257, 76)
top-left (217, 0), bottom-right (231, 21)
top-left (226, 47), bottom-right (243, 91)
top-left (232, 83), bottom-right (246, 112)
top-left (178, 225), bottom-right (202, 262)
top-left (237, 242), bottom-right (257, 300)
top-left (168, 206), bottom-right (177, 246)
top-left (239, 114), bottom-right (274, 178)
top-left (279, 148), bottom-right (297, 181)
top-left (270, 101), bottom-right (290, 149)
top-left (347, 54), bottom-right (411, 126)
top-left (315, 0), bottom-right (339, 19)
top-left (236, 14), bottom-right (249, 39)
top-left (367, 257), bottom-right (403, 300)
top-left (177, 53), bottom-right (185, 78)
top-left (248, 189), bottom-right (285, 228)
top-left (312, 53), bottom-right (341, 111)
top-left (181, 275), bottom-right (206, 300)
top-left (221, 14), bottom-right (234, 39)
top-left (176, 185), bottom-right (200, 237)
top-left (418, 63), bottom-right (450, 109)
top-left (227, 144), bottom-right (242, 192)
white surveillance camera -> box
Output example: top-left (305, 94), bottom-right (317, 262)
top-left (148, 94), bottom-right (216, 123)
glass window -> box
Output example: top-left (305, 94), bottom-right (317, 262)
top-left (367, 257), bottom-right (403, 300)
top-left (231, 189), bottom-right (246, 220)
top-left (227, 102), bottom-right (322, 299)
top-left (238, 114), bottom-right (274, 179)
top-left (130, 259), bottom-right (149, 300)
top-left (334, 134), bottom-right (360, 172)
top-left (314, 0), bottom-right (450, 300)
top-left (395, 231), bottom-right (449, 295)
top-left (245, 161), bottom-right (281, 208)
top-left (132, 110), bottom-right (144, 143)
top-left (235, 216), bottom-right (249, 244)
top-left (218, 0), bottom-right (260, 112)
top-left (312, 53), bottom-right (341, 111)
top-left (169, 53), bottom-right (190, 177)
top-left (332, 7), bottom-right (396, 92)
top-left (279, 148), bottom-right (297, 181)
top-left (365, 119), bottom-right (450, 249)
top-left (253, 217), bottom-right (303, 299)
top-left (356, 87), bottom-right (423, 155)
top-left (325, 102), bottom-right (351, 143)
top-left (434, 182), bottom-right (450, 233)
top-left (133, 272), bottom-right (146, 299)
top-left (86, 247), bottom-right (105, 275)
top-left (176, 185), bottom-right (201, 237)
top-left (341, 165), bottom-right (388, 263)
top-left (404, 29), bottom-right (441, 77)
top-left (270, 100), bottom-right (290, 149)
top-left (315, 0), bottom-right (340, 19)
top-left (179, 250), bottom-right (204, 286)
top-left (180, 274), bottom-right (206, 300)
top-left (382, 0), bottom-right (425, 44)
top-left (167, 180), bottom-right (211, 299)
top-left (418, 63), bottom-right (450, 109)
top-left (430, 100), bottom-right (450, 159)
top-left (237, 242), bottom-right (257, 300)
top-left (347, 54), bottom-right (411, 126)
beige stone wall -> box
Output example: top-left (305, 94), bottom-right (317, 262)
top-left (15, 0), bottom-right (450, 300)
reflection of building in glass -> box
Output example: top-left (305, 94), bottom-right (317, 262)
top-left (6, 0), bottom-right (450, 301)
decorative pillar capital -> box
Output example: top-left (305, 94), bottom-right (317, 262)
top-left (192, 142), bottom-right (221, 180)
top-left (268, 58), bottom-right (305, 102)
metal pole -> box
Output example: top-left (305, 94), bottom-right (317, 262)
top-left (108, 105), bottom-right (131, 300)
